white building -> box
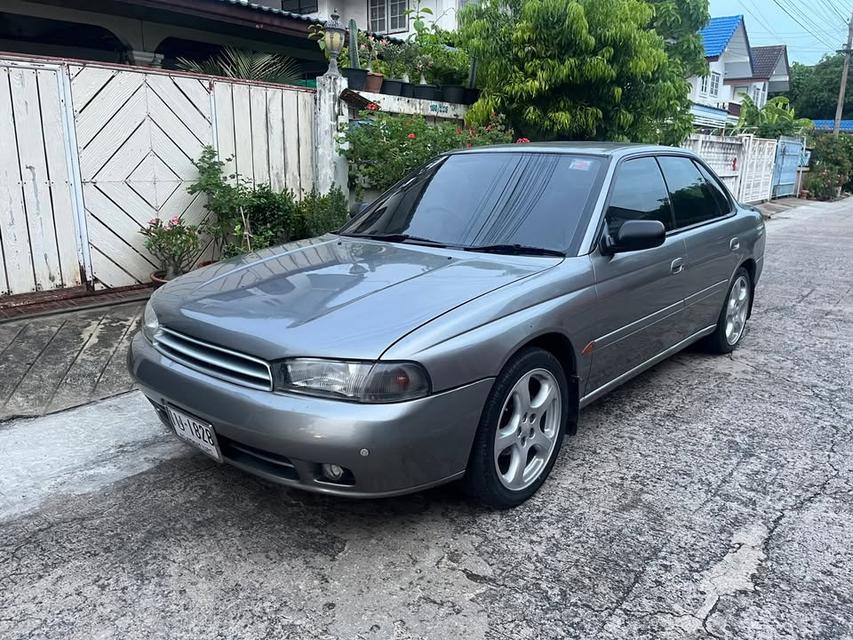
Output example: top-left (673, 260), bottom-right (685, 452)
top-left (690, 15), bottom-right (789, 130)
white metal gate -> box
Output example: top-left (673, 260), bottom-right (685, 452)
top-left (682, 133), bottom-right (777, 204)
top-left (0, 59), bottom-right (85, 296)
top-left (738, 135), bottom-right (777, 203)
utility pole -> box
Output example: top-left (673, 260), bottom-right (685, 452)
top-left (833, 10), bottom-right (853, 135)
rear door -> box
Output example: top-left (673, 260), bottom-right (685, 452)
top-left (586, 156), bottom-right (690, 396)
top-left (657, 156), bottom-right (740, 335)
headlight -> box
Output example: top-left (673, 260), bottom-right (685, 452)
top-left (142, 299), bottom-right (160, 343)
top-left (273, 358), bottom-right (430, 403)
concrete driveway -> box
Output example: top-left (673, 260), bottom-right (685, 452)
top-left (2, 199), bottom-right (851, 640)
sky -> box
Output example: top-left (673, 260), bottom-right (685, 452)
top-left (708, 0), bottom-right (851, 64)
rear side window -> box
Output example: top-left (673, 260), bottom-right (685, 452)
top-left (605, 157), bottom-right (674, 236)
top-left (694, 161), bottom-right (732, 214)
top-left (658, 156), bottom-right (726, 229)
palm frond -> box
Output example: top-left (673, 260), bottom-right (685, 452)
top-left (177, 47), bottom-right (302, 85)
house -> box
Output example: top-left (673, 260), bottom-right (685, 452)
top-left (307, 0), bottom-right (458, 38)
top-left (0, 0), bottom-right (327, 73)
top-left (690, 15), bottom-right (789, 130)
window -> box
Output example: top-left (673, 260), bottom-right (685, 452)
top-left (658, 156), bottom-right (727, 229)
top-left (694, 161), bottom-right (732, 215)
top-left (699, 76), bottom-right (709, 95)
top-left (281, 0), bottom-right (318, 13)
top-left (709, 72), bottom-right (721, 97)
top-left (605, 157), bottom-right (674, 236)
top-left (342, 153), bottom-right (604, 253)
top-left (368, 0), bottom-right (407, 33)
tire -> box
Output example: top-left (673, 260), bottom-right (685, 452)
top-left (464, 348), bottom-right (569, 508)
top-left (704, 266), bottom-right (752, 354)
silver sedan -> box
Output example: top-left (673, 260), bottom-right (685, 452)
top-left (129, 143), bottom-right (764, 507)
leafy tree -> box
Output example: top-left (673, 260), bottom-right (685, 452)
top-left (803, 133), bottom-right (853, 200)
top-left (787, 54), bottom-right (853, 120)
top-left (177, 47), bottom-right (301, 85)
top-left (458, 0), bottom-right (708, 143)
top-left (734, 95), bottom-right (813, 138)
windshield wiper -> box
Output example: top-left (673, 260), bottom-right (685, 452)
top-left (464, 244), bottom-right (565, 257)
top-left (340, 233), bottom-right (451, 248)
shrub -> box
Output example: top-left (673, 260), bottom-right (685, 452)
top-left (340, 111), bottom-right (513, 193)
top-left (188, 146), bottom-right (347, 257)
top-left (803, 133), bottom-right (853, 200)
top-left (141, 216), bottom-right (201, 279)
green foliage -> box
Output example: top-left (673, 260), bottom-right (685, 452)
top-left (803, 133), bottom-right (853, 200)
top-left (458, 0), bottom-right (707, 144)
top-left (340, 112), bottom-right (514, 193)
top-left (188, 146), bottom-right (348, 257)
top-left (293, 187), bottom-right (349, 238)
top-left (788, 54), bottom-right (853, 120)
top-left (141, 217), bottom-right (201, 279)
top-left (177, 47), bottom-right (301, 85)
top-left (735, 96), bottom-right (813, 139)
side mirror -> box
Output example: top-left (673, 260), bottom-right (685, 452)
top-left (603, 220), bottom-right (666, 255)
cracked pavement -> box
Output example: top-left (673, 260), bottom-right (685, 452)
top-left (1, 198), bottom-right (852, 640)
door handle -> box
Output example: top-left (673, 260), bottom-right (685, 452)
top-left (730, 237), bottom-right (740, 251)
top-left (671, 257), bottom-right (685, 274)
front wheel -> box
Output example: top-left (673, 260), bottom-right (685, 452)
top-left (464, 348), bottom-right (569, 508)
top-left (704, 267), bottom-right (752, 354)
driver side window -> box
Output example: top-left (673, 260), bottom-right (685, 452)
top-left (605, 157), bottom-right (674, 237)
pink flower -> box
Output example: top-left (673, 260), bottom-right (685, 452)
top-left (366, 102), bottom-right (379, 111)
top-left (407, 133), bottom-right (417, 139)
top-left (169, 216), bottom-right (180, 227)
top-left (148, 218), bottom-right (158, 226)
top-left (516, 137), bottom-right (530, 144)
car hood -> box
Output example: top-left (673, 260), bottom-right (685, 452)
top-left (153, 236), bottom-right (560, 361)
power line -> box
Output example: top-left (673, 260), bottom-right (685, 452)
top-left (789, 0), bottom-right (849, 40)
top-left (771, 0), bottom-right (838, 48)
top-left (783, 0), bottom-right (844, 44)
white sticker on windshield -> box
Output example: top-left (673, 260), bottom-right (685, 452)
top-left (570, 159), bottom-right (593, 171)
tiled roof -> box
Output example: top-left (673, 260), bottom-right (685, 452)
top-left (813, 119), bottom-right (853, 132)
top-left (751, 45), bottom-right (786, 78)
top-left (209, 0), bottom-right (320, 23)
top-left (699, 15), bottom-right (743, 58)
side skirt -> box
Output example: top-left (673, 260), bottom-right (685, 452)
top-left (578, 324), bottom-right (717, 408)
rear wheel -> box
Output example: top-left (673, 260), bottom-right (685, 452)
top-left (704, 267), bottom-right (751, 354)
top-left (464, 348), bottom-right (568, 508)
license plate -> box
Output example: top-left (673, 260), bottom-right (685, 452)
top-left (167, 406), bottom-right (222, 462)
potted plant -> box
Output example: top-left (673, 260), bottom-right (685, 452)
top-left (412, 50), bottom-right (438, 100)
top-left (379, 42), bottom-right (406, 96)
top-left (141, 216), bottom-right (202, 285)
top-left (362, 34), bottom-right (384, 93)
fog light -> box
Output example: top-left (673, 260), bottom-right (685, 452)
top-left (321, 463), bottom-right (344, 481)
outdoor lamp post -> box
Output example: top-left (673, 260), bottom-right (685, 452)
top-left (324, 11), bottom-right (346, 75)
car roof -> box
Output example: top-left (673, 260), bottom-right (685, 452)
top-left (450, 141), bottom-right (690, 159)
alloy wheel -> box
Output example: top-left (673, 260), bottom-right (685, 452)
top-left (493, 368), bottom-right (562, 491)
top-left (725, 275), bottom-right (750, 345)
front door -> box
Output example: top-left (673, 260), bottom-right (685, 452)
top-left (657, 156), bottom-right (741, 334)
top-left (585, 156), bottom-right (692, 397)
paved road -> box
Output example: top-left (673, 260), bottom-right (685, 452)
top-left (2, 199), bottom-right (852, 640)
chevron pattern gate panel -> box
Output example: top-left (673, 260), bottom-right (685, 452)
top-left (67, 64), bottom-right (317, 290)
top-left (70, 65), bottom-right (214, 288)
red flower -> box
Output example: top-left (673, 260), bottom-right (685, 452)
top-left (516, 137), bottom-right (530, 144)
top-left (407, 133), bottom-right (417, 139)
top-left (366, 102), bottom-right (379, 111)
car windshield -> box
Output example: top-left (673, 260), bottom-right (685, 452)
top-left (340, 152), bottom-right (604, 254)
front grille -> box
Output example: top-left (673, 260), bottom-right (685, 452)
top-left (218, 436), bottom-right (299, 481)
top-left (154, 327), bottom-right (273, 391)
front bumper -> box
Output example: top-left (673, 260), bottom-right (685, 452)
top-left (129, 333), bottom-right (493, 498)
